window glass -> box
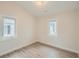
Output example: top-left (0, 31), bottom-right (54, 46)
top-left (49, 20), bottom-right (56, 35)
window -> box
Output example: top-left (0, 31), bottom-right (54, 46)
top-left (3, 17), bottom-right (15, 37)
top-left (49, 20), bottom-right (56, 35)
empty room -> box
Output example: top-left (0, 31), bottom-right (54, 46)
top-left (0, 1), bottom-right (79, 58)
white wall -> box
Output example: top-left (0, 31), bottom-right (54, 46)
top-left (37, 9), bottom-right (79, 53)
top-left (0, 2), bottom-right (36, 56)
top-left (76, 9), bottom-right (79, 53)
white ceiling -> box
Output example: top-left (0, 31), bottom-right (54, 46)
top-left (15, 1), bottom-right (79, 17)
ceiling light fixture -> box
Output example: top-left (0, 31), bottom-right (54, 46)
top-left (35, 1), bottom-right (47, 7)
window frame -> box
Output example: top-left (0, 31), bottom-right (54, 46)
top-left (3, 17), bottom-right (16, 38)
top-left (49, 20), bottom-right (57, 35)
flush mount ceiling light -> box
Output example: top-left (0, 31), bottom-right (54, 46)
top-left (35, 1), bottom-right (47, 8)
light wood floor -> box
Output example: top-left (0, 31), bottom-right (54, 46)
top-left (0, 42), bottom-right (78, 58)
